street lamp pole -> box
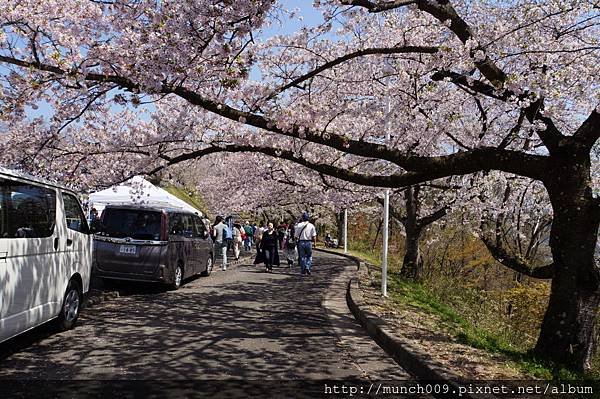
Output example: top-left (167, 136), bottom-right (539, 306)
top-left (381, 88), bottom-right (391, 298)
top-left (382, 189), bottom-right (389, 297)
top-left (343, 208), bottom-right (348, 254)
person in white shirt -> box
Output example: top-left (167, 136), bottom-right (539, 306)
top-left (254, 222), bottom-right (265, 250)
top-left (294, 212), bottom-right (317, 276)
top-left (213, 216), bottom-right (228, 271)
top-left (284, 221), bottom-right (297, 268)
top-left (233, 222), bottom-right (243, 260)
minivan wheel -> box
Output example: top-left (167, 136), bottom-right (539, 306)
top-left (57, 280), bottom-right (81, 331)
top-left (170, 265), bottom-right (183, 290)
top-left (201, 256), bottom-right (213, 277)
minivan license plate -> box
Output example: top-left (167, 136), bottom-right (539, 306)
top-left (119, 245), bottom-right (136, 255)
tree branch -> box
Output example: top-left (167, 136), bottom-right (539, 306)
top-left (431, 70), bottom-right (564, 152)
top-left (573, 107), bottom-right (600, 150)
top-left (340, 0), bottom-right (417, 12)
top-left (344, 0), bottom-right (507, 86)
top-left (431, 70), bottom-right (507, 100)
top-left (521, 97), bottom-right (563, 152)
top-left (145, 144), bottom-right (407, 186)
top-left (265, 45), bottom-right (438, 102)
top-left (0, 54), bottom-right (550, 181)
top-left (375, 196), bottom-right (407, 225)
top-left (418, 206), bottom-right (448, 228)
top-left (499, 108), bottom-right (526, 149)
top-left (480, 234), bottom-right (555, 279)
top-left (416, 1), bottom-right (507, 87)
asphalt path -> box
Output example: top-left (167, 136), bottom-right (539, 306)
top-left (0, 251), bottom-right (408, 393)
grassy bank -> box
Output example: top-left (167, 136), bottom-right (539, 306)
top-left (386, 274), bottom-right (576, 379)
top-left (328, 247), bottom-right (593, 380)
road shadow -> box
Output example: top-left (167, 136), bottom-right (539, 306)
top-left (0, 253), bottom-right (364, 383)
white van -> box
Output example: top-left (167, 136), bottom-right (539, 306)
top-left (0, 168), bottom-right (92, 343)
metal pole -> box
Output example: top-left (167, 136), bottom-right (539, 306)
top-left (343, 208), bottom-right (348, 254)
top-left (382, 189), bottom-right (389, 297)
top-left (381, 71), bottom-right (392, 298)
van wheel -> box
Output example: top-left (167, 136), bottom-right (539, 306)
top-left (170, 265), bottom-right (183, 290)
top-left (201, 256), bottom-right (213, 277)
top-left (57, 280), bottom-right (81, 331)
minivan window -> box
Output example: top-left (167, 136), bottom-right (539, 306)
top-left (63, 193), bottom-right (89, 233)
top-left (99, 209), bottom-right (162, 240)
top-left (0, 178), bottom-right (56, 238)
top-left (193, 216), bottom-right (207, 238)
top-left (169, 213), bottom-right (194, 237)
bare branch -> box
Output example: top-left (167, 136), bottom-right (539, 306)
top-left (480, 234), bottom-right (555, 279)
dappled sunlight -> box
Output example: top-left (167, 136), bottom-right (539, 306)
top-left (1, 179), bottom-right (92, 344)
top-left (0, 253), bottom-right (401, 380)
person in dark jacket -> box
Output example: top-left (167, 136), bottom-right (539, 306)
top-left (260, 222), bottom-right (280, 272)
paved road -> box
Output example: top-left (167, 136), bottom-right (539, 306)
top-left (0, 252), bottom-right (408, 384)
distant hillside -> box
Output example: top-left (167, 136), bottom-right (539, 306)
top-left (162, 185), bottom-right (212, 219)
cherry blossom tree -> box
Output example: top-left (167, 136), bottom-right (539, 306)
top-left (478, 174), bottom-right (553, 276)
top-left (384, 182), bottom-right (460, 280)
top-left (186, 150), bottom-right (378, 224)
top-left (1, 0), bottom-right (599, 370)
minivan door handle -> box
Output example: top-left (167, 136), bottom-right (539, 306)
top-left (66, 238), bottom-right (73, 247)
top-left (54, 237), bottom-right (59, 250)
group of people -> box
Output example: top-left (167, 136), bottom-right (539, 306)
top-left (211, 212), bottom-right (317, 275)
top-left (252, 212), bottom-right (317, 275)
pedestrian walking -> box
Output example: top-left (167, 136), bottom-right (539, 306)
top-left (254, 222), bottom-right (265, 250)
top-left (243, 221), bottom-right (253, 251)
top-left (284, 221), bottom-right (297, 268)
top-left (90, 207), bottom-right (99, 222)
top-left (277, 222), bottom-right (286, 250)
top-left (233, 222), bottom-right (243, 260)
top-left (260, 222), bottom-right (280, 272)
top-left (251, 223), bottom-right (258, 246)
top-left (212, 216), bottom-right (229, 271)
top-left (295, 212), bottom-right (317, 276)
top-left (89, 207), bottom-right (100, 230)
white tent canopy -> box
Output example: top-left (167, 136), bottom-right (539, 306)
top-left (88, 176), bottom-right (202, 216)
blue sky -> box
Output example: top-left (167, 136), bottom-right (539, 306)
top-left (263, 1), bottom-right (325, 37)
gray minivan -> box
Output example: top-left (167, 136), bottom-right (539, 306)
top-left (92, 205), bottom-right (213, 289)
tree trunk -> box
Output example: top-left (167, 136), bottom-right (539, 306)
top-left (400, 186), bottom-right (424, 280)
top-left (336, 209), bottom-right (345, 248)
top-left (402, 226), bottom-right (424, 280)
top-left (535, 154), bottom-right (600, 371)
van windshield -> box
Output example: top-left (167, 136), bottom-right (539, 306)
top-left (99, 209), bottom-right (162, 240)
